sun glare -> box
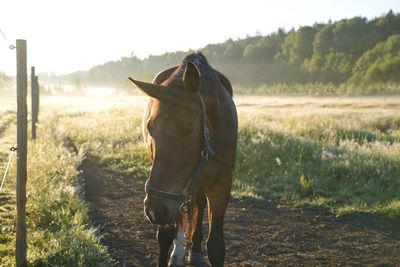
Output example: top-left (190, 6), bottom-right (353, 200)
top-left (84, 87), bottom-right (116, 97)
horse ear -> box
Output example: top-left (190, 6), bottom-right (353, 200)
top-left (128, 77), bottom-right (164, 100)
top-left (183, 62), bottom-right (200, 92)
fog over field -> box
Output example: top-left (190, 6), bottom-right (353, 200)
top-left (1, 1), bottom-right (400, 266)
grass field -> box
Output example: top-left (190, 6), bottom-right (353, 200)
top-left (0, 94), bottom-right (399, 265)
top-left (234, 96), bottom-right (400, 217)
top-left (0, 99), bottom-right (114, 266)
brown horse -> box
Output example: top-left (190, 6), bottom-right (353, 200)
top-left (129, 52), bottom-right (237, 267)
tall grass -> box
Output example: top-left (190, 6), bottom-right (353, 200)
top-left (1, 94), bottom-right (399, 265)
top-left (50, 95), bottom-right (400, 219)
top-left (0, 112), bottom-right (113, 266)
top-left (234, 83), bottom-right (400, 96)
top-left (234, 97), bottom-right (400, 218)
top-left (54, 108), bottom-right (150, 178)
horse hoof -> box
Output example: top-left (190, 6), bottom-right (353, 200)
top-left (187, 252), bottom-right (208, 267)
top-left (168, 255), bottom-right (186, 267)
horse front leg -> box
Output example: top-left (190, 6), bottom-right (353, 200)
top-left (168, 223), bottom-right (186, 267)
top-left (188, 191), bottom-right (208, 266)
top-left (157, 225), bottom-right (176, 267)
top-left (205, 172), bottom-right (232, 267)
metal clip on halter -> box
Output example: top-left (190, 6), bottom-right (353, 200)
top-left (180, 200), bottom-right (191, 214)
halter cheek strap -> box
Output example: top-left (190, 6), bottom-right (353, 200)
top-left (200, 96), bottom-right (215, 157)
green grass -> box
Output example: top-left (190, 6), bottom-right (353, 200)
top-left (234, 96), bottom-right (400, 218)
top-left (0, 110), bottom-right (17, 266)
top-left (1, 94), bottom-right (399, 265)
top-left (234, 82), bottom-right (400, 96)
top-left (53, 108), bottom-right (150, 178)
top-left (51, 95), bottom-right (400, 219)
top-left (0, 110), bottom-right (113, 266)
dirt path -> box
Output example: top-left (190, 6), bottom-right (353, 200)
top-left (79, 155), bottom-right (400, 266)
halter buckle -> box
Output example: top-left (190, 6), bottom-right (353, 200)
top-left (179, 200), bottom-right (191, 214)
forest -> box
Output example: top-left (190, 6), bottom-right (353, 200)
top-left (36, 10), bottom-right (400, 93)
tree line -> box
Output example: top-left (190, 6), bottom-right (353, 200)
top-left (41, 10), bottom-right (400, 93)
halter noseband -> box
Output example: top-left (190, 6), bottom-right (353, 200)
top-left (145, 95), bottom-right (215, 213)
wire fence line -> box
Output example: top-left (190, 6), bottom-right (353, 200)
top-left (0, 145), bottom-right (17, 192)
top-left (0, 27), bottom-right (15, 49)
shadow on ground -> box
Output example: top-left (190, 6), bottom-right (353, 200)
top-left (79, 154), bottom-right (400, 266)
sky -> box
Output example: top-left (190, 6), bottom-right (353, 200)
top-left (0, 0), bottom-right (399, 75)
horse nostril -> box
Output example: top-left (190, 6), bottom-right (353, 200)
top-left (144, 198), bottom-right (174, 225)
top-left (160, 206), bottom-right (168, 218)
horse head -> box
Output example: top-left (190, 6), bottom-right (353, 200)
top-left (130, 60), bottom-right (208, 225)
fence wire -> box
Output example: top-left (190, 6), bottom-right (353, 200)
top-left (0, 28), bottom-right (15, 49)
top-left (0, 146), bottom-right (17, 192)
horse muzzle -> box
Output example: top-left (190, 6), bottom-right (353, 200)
top-left (144, 194), bottom-right (181, 225)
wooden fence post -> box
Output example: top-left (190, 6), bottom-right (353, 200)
top-left (31, 66), bottom-right (36, 140)
top-left (35, 75), bottom-right (39, 115)
top-left (35, 75), bottom-right (39, 128)
top-left (16, 39), bottom-right (28, 267)
top-left (31, 67), bottom-right (39, 140)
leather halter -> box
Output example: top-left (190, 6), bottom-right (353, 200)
top-left (145, 95), bottom-right (215, 211)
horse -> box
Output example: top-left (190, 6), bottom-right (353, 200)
top-left (129, 52), bottom-right (237, 267)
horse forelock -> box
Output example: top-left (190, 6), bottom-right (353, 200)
top-left (165, 52), bottom-right (213, 82)
top-left (182, 52), bottom-right (209, 70)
